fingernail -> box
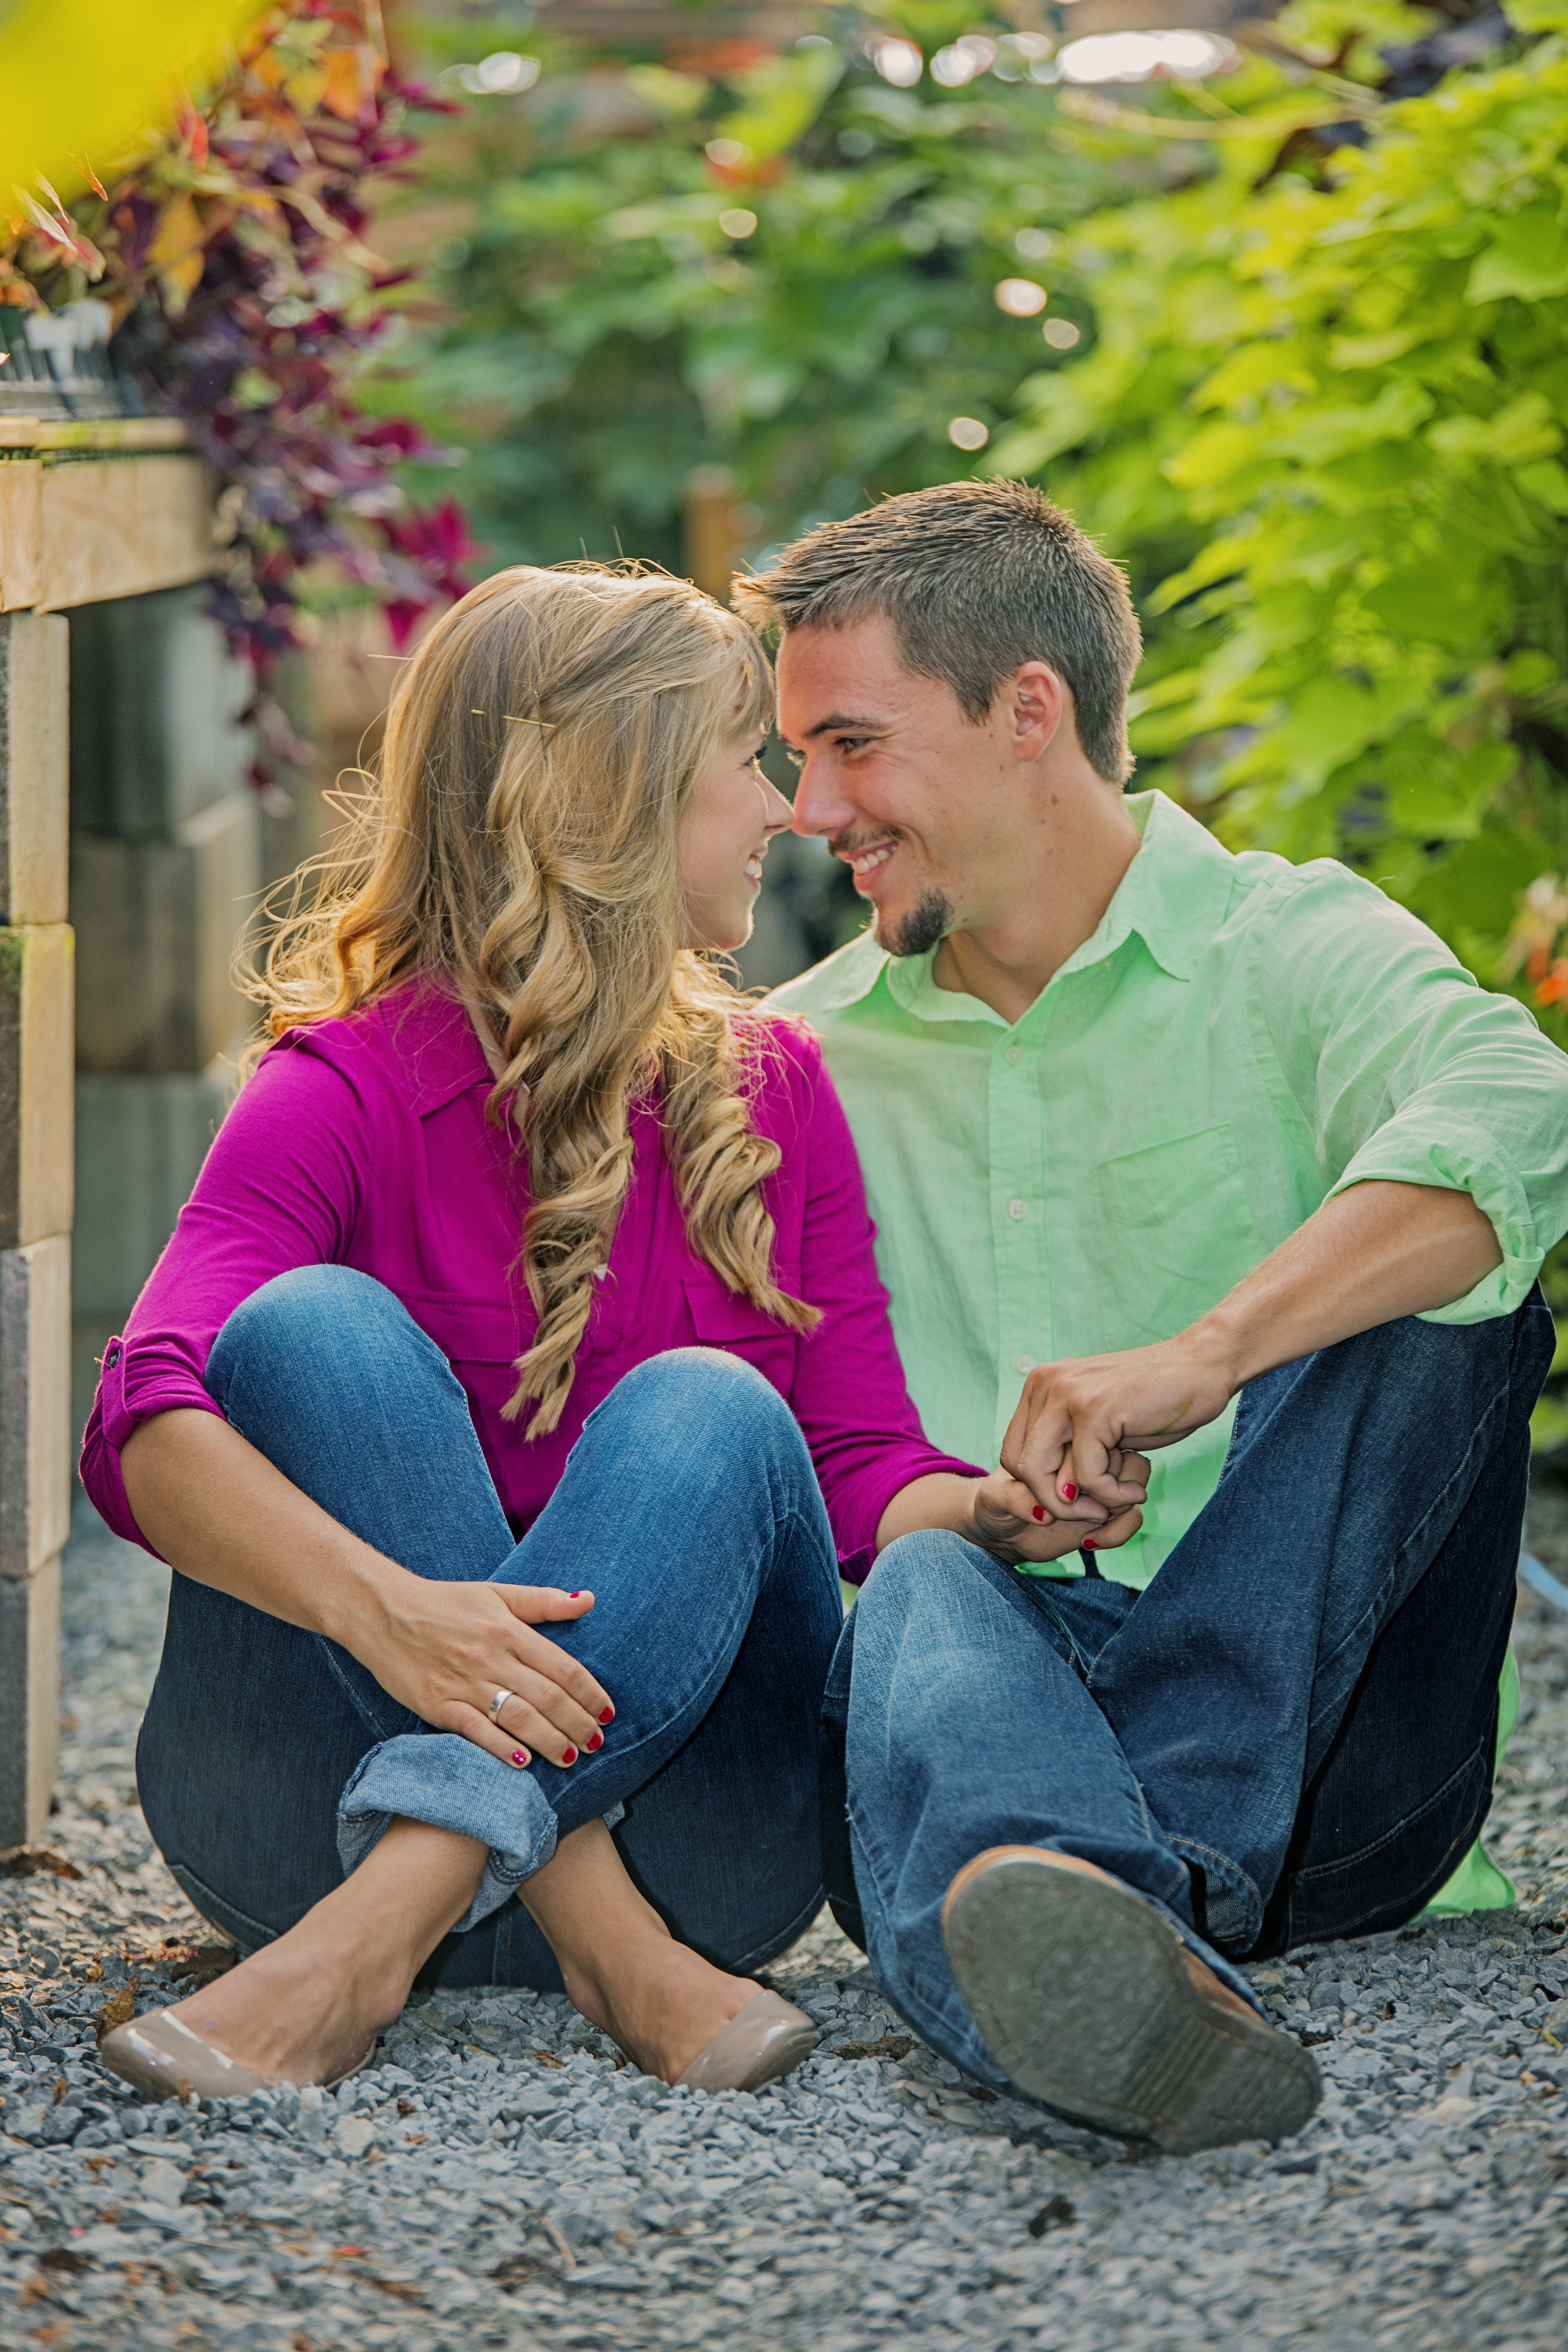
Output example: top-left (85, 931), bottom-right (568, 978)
top-left (1081, 1539), bottom-right (1098, 1553)
top-left (511, 1749), bottom-right (531, 1767)
top-left (561, 1746), bottom-right (578, 1766)
top-left (586, 1732), bottom-right (603, 1752)
top-left (1032, 1505), bottom-right (1047, 1523)
top-left (1061, 1482), bottom-right (1078, 1502)
top-left (599, 1707), bottom-right (614, 1725)
top-left (569, 1591), bottom-right (583, 1599)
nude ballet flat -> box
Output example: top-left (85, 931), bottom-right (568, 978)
top-left (675, 1989), bottom-right (818, 2094)
top-left (98, 2007), bottom-right (370, 2104)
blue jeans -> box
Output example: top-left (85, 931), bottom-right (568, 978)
top-left (823, 1293), bottom-right (1554, 2092)
top-left (136, 1268), bottom-right (844, 1989)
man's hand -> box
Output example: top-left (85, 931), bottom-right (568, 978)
top-left (1000, 1333), bottom-right (1235, 1523)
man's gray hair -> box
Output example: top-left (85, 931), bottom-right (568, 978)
top-left (734, 479), bottom-right (1142, 785)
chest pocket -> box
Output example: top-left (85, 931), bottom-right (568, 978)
top-left (1089, 1125), bottom-right (1263, 1348)
top-left (682, 1273), bottom-right (798, 1399)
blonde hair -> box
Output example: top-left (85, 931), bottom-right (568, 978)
top-left (250, 562), bottom-right (819, 1434)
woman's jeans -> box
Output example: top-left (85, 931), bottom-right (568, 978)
top-left (136, 1267), bottom-right (844, 1990)
top-left (822, 1292), bottom-right (1555, 2095)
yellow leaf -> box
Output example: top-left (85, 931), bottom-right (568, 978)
top-left (148, 193), bottom-right (206, 270)
top-left (321, 45), bottom-right (383, 123)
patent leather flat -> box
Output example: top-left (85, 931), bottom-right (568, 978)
top-left (675, 1989), bottom-right (818, 2094)
top-left (98, 2007), bottom-right (371, 2104)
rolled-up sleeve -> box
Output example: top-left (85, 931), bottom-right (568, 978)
top-left (1255, 866), bottom-right (1568, 1323)
top-left (776, 1027), bottom-right (982, 1582)
top-left (78, 1041), bottom-right (369, 1550)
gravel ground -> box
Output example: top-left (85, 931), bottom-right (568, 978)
top-left (3, 1495), bottom-right (1568, 2351)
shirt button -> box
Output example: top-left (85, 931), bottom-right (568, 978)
top-left (1015, 1353), bottom-right (1036, 1375)
top-left (1007, 1198), bottom-right (1029, 1222)
top-left (1003, 1045), bottom-right (1022, 1066)
top-left (105, 1347), bottom-right (121, 1368)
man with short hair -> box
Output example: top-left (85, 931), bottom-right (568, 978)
top-left (741, 480), bottom-right (1568, 2154)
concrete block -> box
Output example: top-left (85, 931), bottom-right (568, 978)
top-left (0, 1550), bottom-right (60, 1845)
top-left (70, 583), bottom-right (251, 839)
top-left (0, 924), bottom-right (74, 1249)
top-left (0, 459), bottom-right (43, 611)
top-left (73, 790), bottom-right (258, 1073)
top-left (0, 1236), bottom-right (71, 1579)
top-left (38, 453), bottom-right (215, 611)
top-left (74, 1063), bottom-right (231, 1320)
top-left (0, 610), bottom-right (69, 925)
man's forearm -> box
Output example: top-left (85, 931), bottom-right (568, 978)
top-left (1192, 1179), bottom-right (1503, 1396)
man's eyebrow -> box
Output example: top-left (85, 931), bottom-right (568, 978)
top-left (792, 711), bottom-right (893, 741)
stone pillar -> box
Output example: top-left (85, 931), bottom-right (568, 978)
top-left (0, 610), bottom-right (73, 1843)
top-left (68, 584), bottom-right (256, 1448)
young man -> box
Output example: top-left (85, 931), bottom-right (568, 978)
top-left (742, 480), bottom-right (1568, 2155)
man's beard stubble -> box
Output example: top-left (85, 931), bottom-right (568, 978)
top-left (875, 887), bottom-right (953, 961)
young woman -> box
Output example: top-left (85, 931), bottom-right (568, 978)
top-left (83, 564), bottom-right (1093, 2106)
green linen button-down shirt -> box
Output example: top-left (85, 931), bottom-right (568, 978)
top-left (771, 789), bottom-right (1568, 1594)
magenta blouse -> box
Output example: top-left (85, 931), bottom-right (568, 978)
top-left (80, 982), bottom-right (977, 1582)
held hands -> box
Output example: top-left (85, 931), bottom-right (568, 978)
top-left (356, 1573), bottom-right (613, 1769)
top-left (967, 1460), bottom-right (1148, 1564)
top-left (998, 1328), bottom-right (1238, 1535)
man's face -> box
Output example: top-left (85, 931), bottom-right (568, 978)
top-left (777, 615), bottom-right (1034, 958)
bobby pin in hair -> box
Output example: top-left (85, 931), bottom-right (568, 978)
top-left (470, 709), bottom-right (557, 732)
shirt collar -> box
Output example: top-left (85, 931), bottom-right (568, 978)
top-left (377, 982), bottom-right (494, 1115)
top-left (840, 789), bottom-right (1238, 1028)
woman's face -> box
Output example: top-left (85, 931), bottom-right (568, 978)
top-left (677, 729), bottom-right (794, 952)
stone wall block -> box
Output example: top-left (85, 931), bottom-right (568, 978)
top-left (73, 790), bottom-right (258, 1074)
top-left (0, 923), bottom-right (75, 1250)
top-left (74, 1065), bottom-right (230, 1321)
top-left (69, 583), bottom-right (250, 839)
top-left (0, 460), bottom-right (43, 612)
top-left (38, 454), bottom-right (215, 612)
top-left (0, 1236), bottom-right (71, 1580)
top-left (0, 611), bottom-right (70, 924)
top-left (0, 1552), bottom-right (60, 1845)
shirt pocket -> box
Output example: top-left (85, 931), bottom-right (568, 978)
top-left (681, 1272), bottom-right (798, 1397)
top-left (400, 1293), bottom-right (524, 1426)
top-left (1089, 1125), bottom-right (1263, 1347)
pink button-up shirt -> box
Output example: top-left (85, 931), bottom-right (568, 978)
top-left (81, 982), bottom-right (977, 1581)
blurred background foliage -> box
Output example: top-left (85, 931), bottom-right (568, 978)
top-left (374, 0), bottom-right (1568, 1433)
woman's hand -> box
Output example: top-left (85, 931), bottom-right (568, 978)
top-left (967, 1460), bottom-right (1148, 1567)
top-left (352, 1571), bottom-right (613, 1769)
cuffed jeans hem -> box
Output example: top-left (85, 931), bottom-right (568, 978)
top-left (336, 1734), bottom-right (559, 1932)
top-left (1163, 1835), bottom-right (1264, 1957)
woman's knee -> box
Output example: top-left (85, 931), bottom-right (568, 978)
top-left (593, 1345), bottom-right (806, 1462)
top-left (206, 1265), bottom-right (435, 1410)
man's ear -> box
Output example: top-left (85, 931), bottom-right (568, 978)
top-left (1007, 662), bottom-right (1067, 763)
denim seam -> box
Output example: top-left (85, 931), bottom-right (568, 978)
top-left (1162, 1836), bottom-right (1263, 1946)
top-left (1291, 1736), bottom-right (1492, 1889)
top-left (164, 1862), bottom-right (278, 1949)
top-left (1305, 1368), bottom-right (1513, 1750)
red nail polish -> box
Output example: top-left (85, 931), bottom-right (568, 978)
top-left (1061, 1483), bottom-right (1078, 1502)
top-left (586, 1732), bottom-right (603, 1752)
top-left (511, 1749), bottom-right (530, 1766)
top-left (1032, 1505), bottom-right (1047, 1523)
top-left (1081, 1539), bottom-right (1098, 1553)
top-left (569, 1591), bottom-right (583, 1599)
top-left (599, 1707), bottom-right (614, 1725)
top-left (561, 1746), bottom-right (577, 1765)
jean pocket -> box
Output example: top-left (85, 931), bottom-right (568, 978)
top-left (1285, 1735), bottom-right (1493, 1947)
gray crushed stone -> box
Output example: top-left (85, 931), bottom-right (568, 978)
top-left (3, 1492), bottom-right (1567, 2349)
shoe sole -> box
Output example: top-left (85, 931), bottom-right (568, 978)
top-left (943, 1857), bottom-right (1320, 2155)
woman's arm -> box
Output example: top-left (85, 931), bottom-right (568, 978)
top-left (121, 1409), bottom-right (610, 1768)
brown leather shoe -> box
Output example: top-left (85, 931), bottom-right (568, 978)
top-left (941, 1848), bottom-right (1319, 2155)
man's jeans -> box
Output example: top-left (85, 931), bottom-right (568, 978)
top-left (823, 1294), bottom-right (1555, 2094)
top-left (137, 1266), bottom-right (844, 1989)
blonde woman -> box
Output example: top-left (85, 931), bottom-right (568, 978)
top-left (83, 566), bottom-right (1095, 2104)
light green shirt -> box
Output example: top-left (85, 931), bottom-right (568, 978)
top-left (771, 790), bottom-right (1568, 1591)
